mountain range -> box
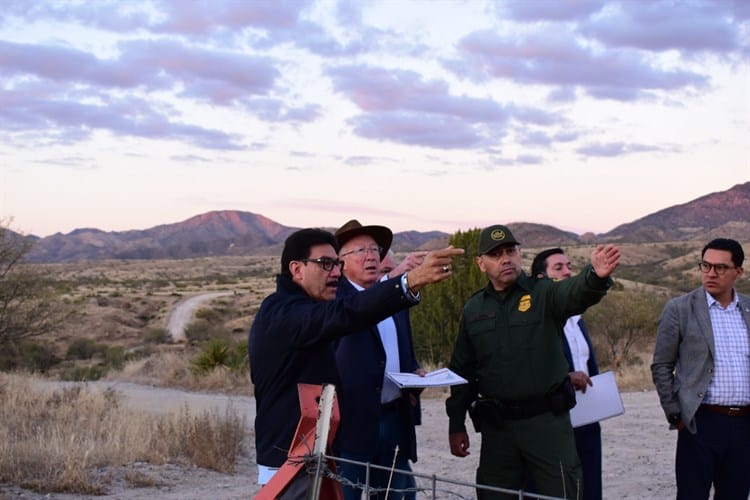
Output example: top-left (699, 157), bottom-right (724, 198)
top-left (15, 182), bottom-right (750, 263)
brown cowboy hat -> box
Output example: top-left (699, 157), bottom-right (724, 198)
top-left (334, 219), bottom-right (392, 259)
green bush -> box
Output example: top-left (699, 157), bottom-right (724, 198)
top-left (192, 339), bottom-right (247, 374)
top-left (61, 365), bottom-right (106, 381)
top-left (195, 308), bottom-right (222, 322)
top-left (144, 327), bottom-right (171, 344)
top-left (66, 338), bottom-right (101, 360)
top-left (184, 319), bottom-right (228, 343)
top-left (103, 346), bottom-right (126, 370)
top-left (0, 340), bottom-right (61, 372)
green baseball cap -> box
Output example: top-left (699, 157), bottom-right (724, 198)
top-left (477, 224), bottom-right (520, 255)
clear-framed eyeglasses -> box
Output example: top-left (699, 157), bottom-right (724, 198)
top-left (340, 245), bottom-right (383, 258)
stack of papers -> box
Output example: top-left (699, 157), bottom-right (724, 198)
top-left (569, 371), bottom-right (625, 427)
top-left (387, 368), bottom-right (468, 388)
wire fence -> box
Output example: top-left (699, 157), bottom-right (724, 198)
top-left (297, 451), bottom-right (566, 499)
top-left (258, 384), bottom-right (568, 499)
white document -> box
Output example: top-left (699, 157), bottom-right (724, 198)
top-left (387, 368), bottom-right (468, 389)
top-left (569, 370), bottom-right (625, 428)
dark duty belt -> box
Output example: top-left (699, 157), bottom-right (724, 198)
top-left (700, 404), bottom-right (750, 417)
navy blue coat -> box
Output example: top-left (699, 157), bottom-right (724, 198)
top-left (333, 278), bottom-right (422, 462)
top-left (249, 273), bottom-right (417, 468)
top-left (565, 318), bottom-right (602, 500)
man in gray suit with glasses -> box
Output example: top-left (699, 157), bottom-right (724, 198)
top-left (651, 238), bottom-right (750, 500)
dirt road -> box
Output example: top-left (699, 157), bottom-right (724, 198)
top-left (166, 292), bottom-right (234, 342)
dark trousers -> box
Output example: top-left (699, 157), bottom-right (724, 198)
top-left (339, 408), bottom-right (414, 500)
top-left (574, 422), bottom-right (602, 500)
top-left (675, 407), bottom-right (750, 500)
top-left (478, 411), bottom-right (581, 500)
top-left (524, 421), bottom-right (599, 500)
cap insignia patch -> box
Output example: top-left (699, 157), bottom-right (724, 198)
top-left (491, 229), bottom-right (506, 241)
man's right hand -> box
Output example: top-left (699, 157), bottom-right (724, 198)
top-left (406, 246), bottom-right (465, 292)
top-left (388, 251), bottom-right (428, 278)
top-left (449, 431), bottom-right (471, 457)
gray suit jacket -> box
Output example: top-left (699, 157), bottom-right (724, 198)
top-left (651, 287), bottom-right (750, 434)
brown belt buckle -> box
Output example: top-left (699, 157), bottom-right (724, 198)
top-left (728, 407), bottom-right (741, 416)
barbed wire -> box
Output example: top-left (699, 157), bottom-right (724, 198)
top-left (279, 451), bottom-right (564, 499)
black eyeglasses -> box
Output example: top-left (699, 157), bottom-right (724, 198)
top-left (698, 261), bottom-right (735, 275)
top-left (300, 257), bottom-right (344, 272)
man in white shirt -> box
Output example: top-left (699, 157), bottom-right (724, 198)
top-left (531, 247), bottom-right (602, 500)
top-left (333, 220), bottom-right (429, 500)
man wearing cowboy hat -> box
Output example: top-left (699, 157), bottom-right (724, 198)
top-left (333, 219), bottom-right (430, 500)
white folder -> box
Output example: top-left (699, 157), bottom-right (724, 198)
top-left (569, 371), bottom-right (625, 428)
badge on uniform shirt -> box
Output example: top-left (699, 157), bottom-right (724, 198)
top-left (518, 294), bottom-right (531, 312)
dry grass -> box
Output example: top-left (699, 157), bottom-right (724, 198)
top-left (106, 349), bottom-right (252, 396)
top-left (0, 372), bottom-right (246, 495)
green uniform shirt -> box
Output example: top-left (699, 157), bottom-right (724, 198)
top-left (446, 265), bottom-right (612, 433)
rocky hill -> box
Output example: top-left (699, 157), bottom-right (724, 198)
top-left (601, 182), bottom-right (750, 243)
top-left (15, 182), bottom-right (749, 263)
top-left (27, 211), bottom-right (296, 262)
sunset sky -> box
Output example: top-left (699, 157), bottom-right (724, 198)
top-left (1, 1), bottom-right (748, 238)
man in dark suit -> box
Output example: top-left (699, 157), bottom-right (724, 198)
top-left (333, 220), bottom-right (427, 500)
top-left (652, 238), bottom-right (750, 500)
top-left (531, 247), bottom-right (602, 500)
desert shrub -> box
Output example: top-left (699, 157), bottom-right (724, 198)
top-left (584, 289), bottom-right (669, 372)
top-left (195, 308), bottom-right (221, 322)
top-left (109, 351), bottom-right (251, 394)
top-left (184, 319), bottom-right (228, 343)
top-left (144, 328), bottom-right (171, 344)
top-left (192, 339), bottom-right (247, 374)
top-left (103, 346), bottom-right (126, 370)
top-left (0, 340), bottom-right (61, 372)
top-left (214, 275), bottom-right (238, 285)
top-left (66, 338), bottom-right (101, 360)
top-left (0, 223), bottom-right (70, 350)
top-left (62, 365), bottom-right (106, 381)
top-left (153, 405), bottom-right (246, 473)
top-left (135, 307), bottom-right (156, 323)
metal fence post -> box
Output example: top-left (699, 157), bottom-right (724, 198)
top-left (307, 384), bottom-right (336, 500)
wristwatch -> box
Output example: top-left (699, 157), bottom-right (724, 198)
top-left (667, 413), bottom-right (681, 425)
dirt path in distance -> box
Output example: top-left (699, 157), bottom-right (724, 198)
top-left (166, 292), bottom-right (234, 342)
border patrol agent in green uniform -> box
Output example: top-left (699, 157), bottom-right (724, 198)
top-left (445, 225), bottom-right (621, 500)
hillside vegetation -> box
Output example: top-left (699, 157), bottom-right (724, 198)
top-left (5, 238), bottom-right (747, 387)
